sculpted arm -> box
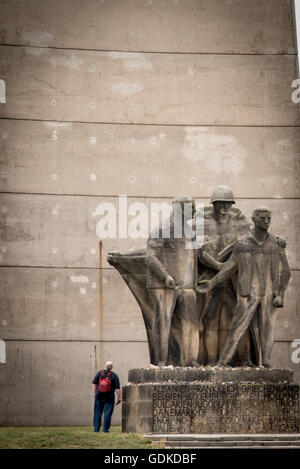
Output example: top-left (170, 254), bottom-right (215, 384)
top-left (197, 252), bottom-right (238, 293)
top-left (146, 250), bottom-right (176, 290)
top-left (107, 248), bottom-right (146, 264)
top-left (198, 239), bottom-right (237, 272)
top-left (273, 248), bottom-right (291, 307)
top-left (198, 248), bottom-right (223, 271)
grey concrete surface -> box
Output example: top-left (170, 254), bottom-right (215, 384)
top-left (0, 0), bottom-right (296, 54)
top-left (1, 120), bottom-right (300, 198)
top-left (0, 267), bottom-right (147, 342)
top-left (0, 47), bottom-right (299, 125)
top-left (0, 340), bottom-right (149, 426)
top-left (128, 367), bottom-right (295, 383)
top-left (272, 342), bottom-right (300, 384)
top-left (0, 194), bottom-right (299, 269)
top-left (0, 268), bottom-right (299, 342)
top-left (143, 433), bottom-right (300, 448)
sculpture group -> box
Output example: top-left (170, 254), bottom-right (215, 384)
top-left (108, 186), bottom-right (290, 369)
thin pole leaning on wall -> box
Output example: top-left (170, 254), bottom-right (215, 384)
top-left (99, 241), bottom-right (104, 370)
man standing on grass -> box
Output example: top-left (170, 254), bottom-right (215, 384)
top-left (92, 360), bottom-right (121, 433)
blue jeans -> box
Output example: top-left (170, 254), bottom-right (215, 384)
top-left (93, 399), bottom-right (114, 432)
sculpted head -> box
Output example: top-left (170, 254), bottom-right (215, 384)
top-left (252, 207), bottom-right (271, 231)
top-left (171, 194), bottom-right (196, 220)
top-left (210, 185), bottom-right (235, 218)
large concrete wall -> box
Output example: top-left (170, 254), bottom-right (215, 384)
top-left (0, 0), bottom-right (299, 425)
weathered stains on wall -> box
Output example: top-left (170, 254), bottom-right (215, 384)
top-left (0, 0), bottom-right (296, 54)
top-left (0, 340), bottom-right (148, 425)
top-left (0, 46), bottom-right (299, 125)
top-left (0, 120), bottom-right (299, 198)
top-left (0, 194), bottom-right (299, 269)
top-left (0, 267), bottom-right (299, 343)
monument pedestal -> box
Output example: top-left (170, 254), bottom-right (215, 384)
top-left (122, 367), bottom-right (299, 434)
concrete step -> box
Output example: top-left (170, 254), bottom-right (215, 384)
top-left (144, 433), bottom-right (300, 449)
top-left (145, 433), bottom-right (300, 441)
top-left (166, 445), bottom-right (300, 449)
top-left (165, 440), bottom-right (300, 448)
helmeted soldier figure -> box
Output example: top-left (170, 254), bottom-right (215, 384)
top-left (196, 185), bottom-right (255, 365)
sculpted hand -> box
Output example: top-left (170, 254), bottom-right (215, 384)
top-left (273, 295), bottom-right (283, 308)
top-left (196, 279), bottom-right (213, 294)
top-left (276, 237), bottom-right (286, 249)
top-left (165, 275), bottom-right (176, 290)
top-left (107, 252), bottom-right (121, 265)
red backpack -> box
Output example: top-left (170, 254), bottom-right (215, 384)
top-left (98, 370), bottom-right (112, 393)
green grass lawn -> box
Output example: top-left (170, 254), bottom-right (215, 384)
top-left (0, 426), bottom-right (163, 449)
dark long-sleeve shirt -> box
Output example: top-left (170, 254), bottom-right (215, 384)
top-left (92, 370), bottom-right (120, 402)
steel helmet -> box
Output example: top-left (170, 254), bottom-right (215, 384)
top-left (210, 185), bottom-right (236, 204)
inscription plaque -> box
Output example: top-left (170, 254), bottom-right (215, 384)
top-left (122, 368), bottom-right (300, 434)
top-left (152, 383), bottom-right (299, 434)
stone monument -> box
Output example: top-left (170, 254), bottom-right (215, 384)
top-left (196, 185), bottom-right (254, 366)
top-left (108, 190), bottom-right (299, 434)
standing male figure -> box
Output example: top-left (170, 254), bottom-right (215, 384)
top-left (198, 207), bottom-right (290, 368)
top-left (92, 360), bottom-right (121, 433)
top-left (146, 194), bottom-right (199, 366)
top-left (107, 194), bottom-right (199, 367)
